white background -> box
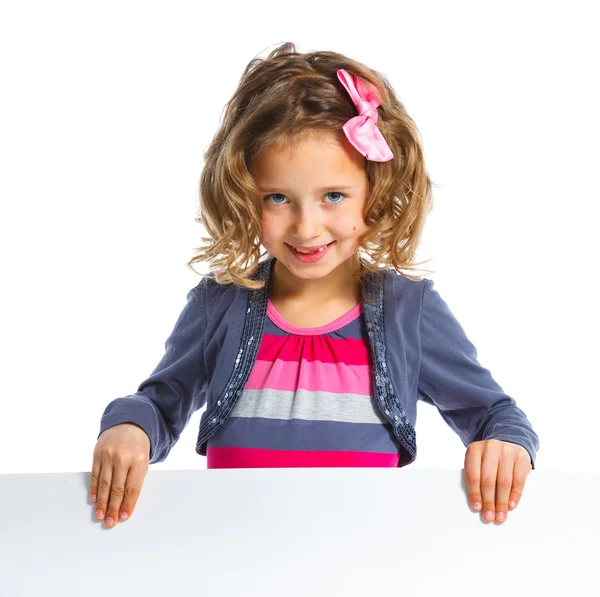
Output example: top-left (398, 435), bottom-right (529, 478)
top-left (1, 0), bottom-right (598, 476)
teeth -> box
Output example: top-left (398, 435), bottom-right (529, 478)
top-left (293, 243), bottom-right (329, 254)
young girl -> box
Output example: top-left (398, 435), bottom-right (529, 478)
top-left (91, 42), bottom-right (539, 530)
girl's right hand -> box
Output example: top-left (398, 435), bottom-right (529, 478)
top-left (91, 423), bottom-right (151, 528)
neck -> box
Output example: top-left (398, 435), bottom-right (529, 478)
top-left (269, 255), bottom-right (363, 306)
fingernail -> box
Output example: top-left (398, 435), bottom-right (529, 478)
top-left (105, 517), bottom-right (114, 526)
top-left (95, 509), bottom-right (104, 519)
top-left (473, 502), bottom-right (482, 511)
top-left (91, 494), bottom-right (96, 502)
top-left (485, 511), bottom-right (494, 520)
top-left (496, 512), bottom-right (505, 521)
top-left (120, 512), bottom-right (128, 520)
top-left (509, 500), bottom-right (517, 508)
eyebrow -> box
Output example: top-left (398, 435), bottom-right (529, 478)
top-left (258, 184), bottom-right (358, 193)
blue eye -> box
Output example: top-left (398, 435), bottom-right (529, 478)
top-left (264, 192), bottom-right (346, 205)
top-left (325, 192), bottom-right (345, 204)
top-left (266, 193), bottom-right (287, 204)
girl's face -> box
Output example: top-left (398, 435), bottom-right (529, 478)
top-left (254, 132), bottom-right (370, 288)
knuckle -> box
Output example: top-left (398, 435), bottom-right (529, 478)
top-left (464, 472), bottom-right (480, 484)
top-left (110, 484), bottom-right (125, 498)
top-left (125, 484), bottom-right (141, 499)
top-left (480, 476), bottom-right (496, 488)
top-left (497, 477), bottom-right (512, 490)
top-left (111, 449), bottom-right (131, 464)
top-left (98, 478), bottom-right (112, 491)
top-left (101, 445), bottom-right (115, 458)
top-left (134, 451), bottom-right (149, 465)
top-left (103, 445), bottom-right (124, 459)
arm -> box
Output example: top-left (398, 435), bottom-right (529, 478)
top-left (417, 279), bottom-right (540, 469)
top-left (97, 279), bottom-right (210, 464)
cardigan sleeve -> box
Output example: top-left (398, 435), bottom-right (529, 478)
top-left (97, 278), bottom-right (211, 464)
top-left (417, 279), bottom-right (540, 469)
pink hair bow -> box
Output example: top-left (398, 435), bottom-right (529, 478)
top-left (337, 69), bottom-right (394, 162)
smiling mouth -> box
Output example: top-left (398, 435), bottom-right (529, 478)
top-left (288, 242), bottom-right (335, 254)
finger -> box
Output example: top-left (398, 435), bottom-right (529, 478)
top-left (90, 456), bottom-right (102, 503)
top-left (480, 442), bottom-right (501, 522)
top-left (94, 460), bottom-right (112, 522)
top-left (509, 452), bottom-right (532, 510)
top-left (464, 443), bottom-right (483, 512)
top-left (494, 452), bottom-right (515, 523)
top-left (118, 457), bottom-right (148, 522)
top-left (104, 459), bottom-right (130, 528)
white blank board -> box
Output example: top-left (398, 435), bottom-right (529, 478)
top-left (1, 468), bottom-right (597, 596)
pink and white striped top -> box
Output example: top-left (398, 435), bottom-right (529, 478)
top-left (206, 297), bottom-right (400, 468)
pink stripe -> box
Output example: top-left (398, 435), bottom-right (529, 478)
top-left (245, 358), bottom-right (373, 394)
top-left (258, 333), bottom-right (371, 365)
top-left (267, 299), bottom-right (362, 335)
top-left (207, 446), bottom-right (399, 468)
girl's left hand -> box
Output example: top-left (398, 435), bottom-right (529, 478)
top-left (464, 439), bottom-right (533, 524)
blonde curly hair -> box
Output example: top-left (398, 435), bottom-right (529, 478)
top-left (187, 42), bottom-right (437, 290)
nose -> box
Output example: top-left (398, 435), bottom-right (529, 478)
top-left (290, 205), bottom-right (323, 242)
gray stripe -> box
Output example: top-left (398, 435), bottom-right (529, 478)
top-left (230, 388), bottom-right (389, 425)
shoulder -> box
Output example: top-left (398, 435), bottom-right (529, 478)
top-left (383, 268), bottom-right (431, 296)
top-left (186, 272), bottom-right (243, 308)
top-left (187, 258), bottom-right (273, 306)
top-left (374, 269), bottom-right (432, 319)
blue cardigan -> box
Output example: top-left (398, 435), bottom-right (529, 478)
top-left (98, 257), bottom-right (539, 469)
